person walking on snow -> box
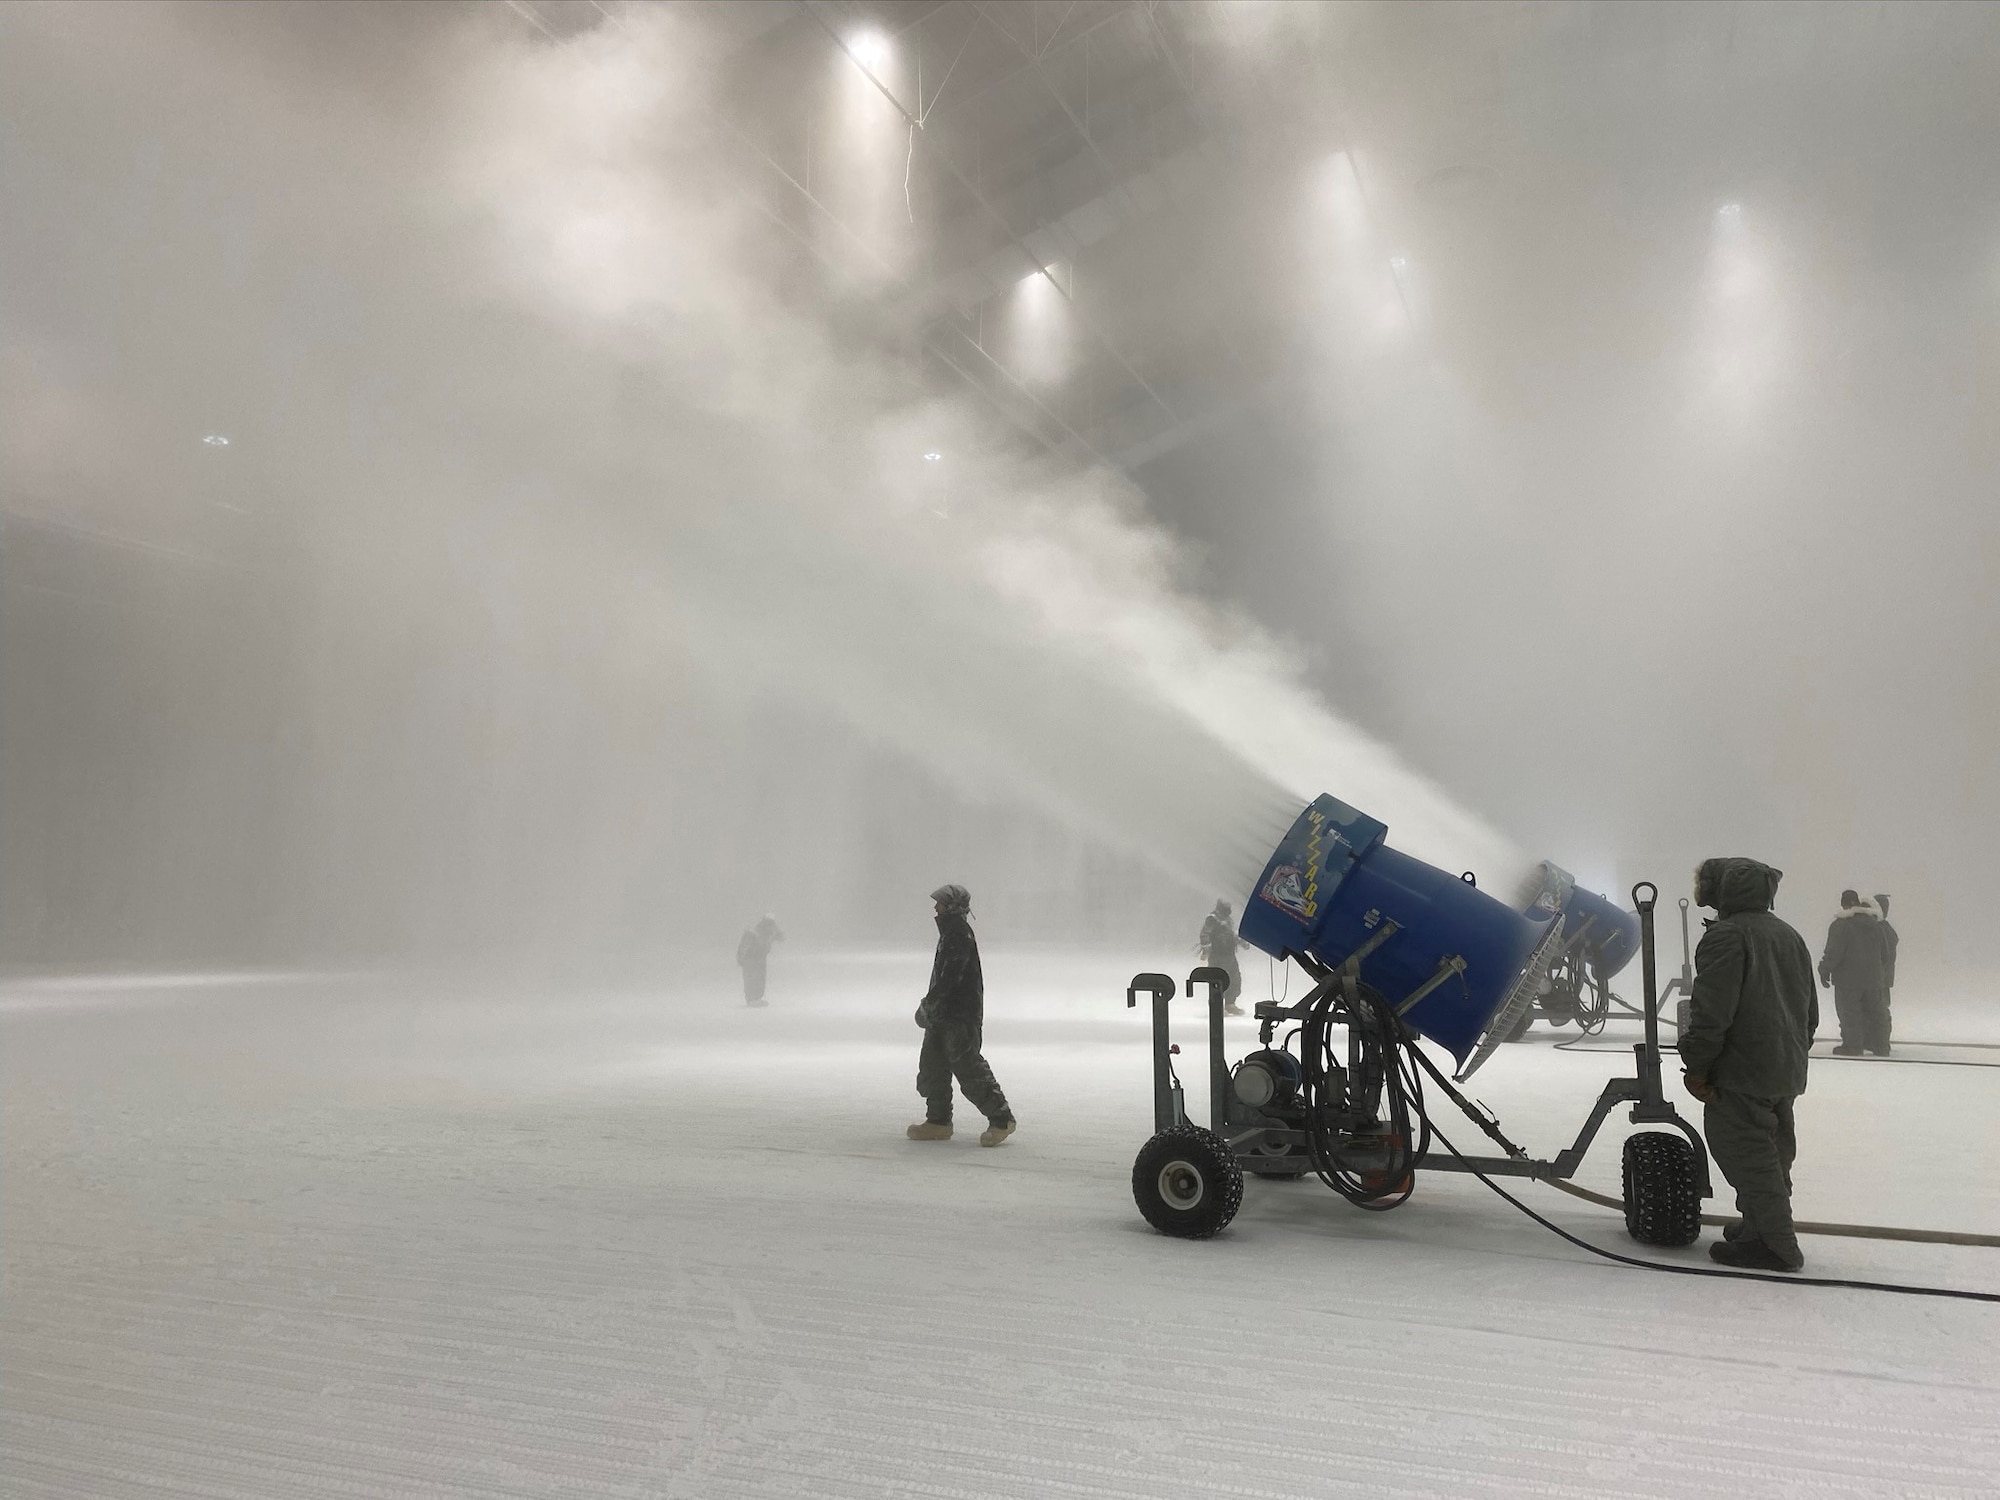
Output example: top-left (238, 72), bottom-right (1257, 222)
top-left (906, 885), bottom-right (1016, 1147)
top-left (1681, 857), bottom-right (1818, 1273)
top-left (1818, 890), bottom-right (1894, 1056)
top-left (1199, 900), bottom-right (1247, 1016)
top-left (736, 914), bottom-right (782, 1007)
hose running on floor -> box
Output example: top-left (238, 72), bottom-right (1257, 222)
top-left (1421, 1113), bottom-right (2000, 1304)
top-left (1551, 1040), bottom-right (2000, 1070)
top-left (1539, 1175), bottom-right (2000, 1248)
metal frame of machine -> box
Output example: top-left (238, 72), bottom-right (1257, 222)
top-left (1126, 884), bottom-right (1712, 1242)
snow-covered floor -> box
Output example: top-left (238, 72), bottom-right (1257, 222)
top-left (5, 951), bottom-right (1998, 1498)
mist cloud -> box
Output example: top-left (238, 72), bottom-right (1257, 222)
top-left (0, 2), bottom-right (1525, 964)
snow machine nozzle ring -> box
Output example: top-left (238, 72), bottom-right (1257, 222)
top-left (1631, 881), bottom-right (1658, 914)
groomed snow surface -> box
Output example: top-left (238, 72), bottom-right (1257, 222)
top-left (5, 951), bottom-right (1997, 1499)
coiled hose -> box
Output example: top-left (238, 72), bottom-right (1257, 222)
top-left (1298, 978), bottom-right (1429, 1211)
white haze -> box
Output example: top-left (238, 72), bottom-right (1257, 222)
top-left (0, 3), bottom-right (1526, 968)
top-left (8, 2), bottom-right (1995, 989)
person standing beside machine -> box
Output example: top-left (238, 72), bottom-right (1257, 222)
top-left (906, 884), bottom-right (1016, 1147)
top-left (1818, 890), bottom-right (1894, 1056)
top-left (1680, 858), bottom-right (1818, 1273)
top-left (1198, 899), bottom-right (1247, 1016)
top-left (736, 913), bottom-right (782, 1008)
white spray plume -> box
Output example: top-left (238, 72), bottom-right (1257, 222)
top-left (1, 4), bottom-right (1526, 949)
top-left (440, 11), bottom-right (1526, 892)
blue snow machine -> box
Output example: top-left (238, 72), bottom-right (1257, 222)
top-left (1123, 794), bottom-right (1709, 1243)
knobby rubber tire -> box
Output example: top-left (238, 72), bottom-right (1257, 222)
top-left (1623, 1131), bottom-right (1702, 1247)
top-left (1132, 1125), bottom-right (1244, 1238)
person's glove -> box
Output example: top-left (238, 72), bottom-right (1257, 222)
top-left (1682, 1071), bottom-right (1717, 1103)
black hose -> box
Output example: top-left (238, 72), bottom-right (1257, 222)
top-left (1573, 961), bottom-right (1611, 1037)
top-left (1422, 1115), bottom-right (2000, 1305)
top-left (1298, 981), bottom-right (1426, 1210)
top-left (1549, 1042), bottom-right (2000, 1071)
top-left (1806, 1053), bottom-right (2000, 1070)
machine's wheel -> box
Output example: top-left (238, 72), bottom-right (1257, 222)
top-left (1622, 1131), bottom-right (1702, 1247)
top-left (1132, 1125), bottom-right (1244, 1238)
top-left (1505, 1011), bottom-right (1533, 1042)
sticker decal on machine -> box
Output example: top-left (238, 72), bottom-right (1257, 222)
top-left (1260, 864), bottom-right (1310, 916)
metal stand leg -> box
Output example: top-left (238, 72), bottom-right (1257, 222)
top-left (1127, 974), bottom-right (1180, 1133)
top-left (1630, 883), bottom-right (1711, 1194)
top-left (1188, 966), bottom-right (1230, 1134)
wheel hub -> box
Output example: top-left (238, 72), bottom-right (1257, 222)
top-left (1158, 1160), bottom-right (1205, 1210)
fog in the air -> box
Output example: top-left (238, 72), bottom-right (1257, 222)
top-left (2, 2), bottom-right (1995, 992)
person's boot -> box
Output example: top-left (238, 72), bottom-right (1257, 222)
top-left (1722, 1219), bottom-right (1753, 1242)
top-left (1830, 1044), bottom-right (1861, 1056)
top-left (978, 1117), bottom-right (1016, 1148)
top-left (905, 1121), bottom-right (952, 1141)
top-left (1224, 1002), bottom-right (1245, 1017)
top-left (1709, 1238), bottom-right (1800, 1272)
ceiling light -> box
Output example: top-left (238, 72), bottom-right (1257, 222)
top-left (1719, 203), bottom-right (1742, 216)
top-left (1390, 256), bottom-right (1408, 270)
top-left (923, 451), bottom-right (942, 462)
top-left (202, 434), bottom-right (230, 446)
top-left (849, 29), bottom-right (889, 69)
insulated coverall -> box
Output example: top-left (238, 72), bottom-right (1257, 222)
top-left (915, 912), bottom-right (1011, 1127)
top-left (1682, 858), bottom-right (1819, 1270)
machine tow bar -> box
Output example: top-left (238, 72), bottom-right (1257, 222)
top-left (1126, 973), bottom-right (1180, 1133)
top-left (1631, 882), bottom-right (1672, 1122)
top-left (1187, 965), bottom-right (1232, 1136)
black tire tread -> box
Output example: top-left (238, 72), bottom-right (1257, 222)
top-left (1623, 1131), bottom-right (1702, 1247)
top-left (1131, 1124), bottom-right (1244, 1238)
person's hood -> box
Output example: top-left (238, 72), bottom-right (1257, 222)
top-left (1837, 899), bottom-right (1882, 921)
top-left (929, 883), bottom-right (971, 916)
top-left (1694, 857), bottom-right (1783, 916)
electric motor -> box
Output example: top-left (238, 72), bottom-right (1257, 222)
top-left (1231, 1048), bottom-right (1302, 1108)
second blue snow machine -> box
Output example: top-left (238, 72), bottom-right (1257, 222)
top-left (1124, 794), bottom-right (1708, 1242)
top-left (1502, 862), bottom-right (1643, 1039)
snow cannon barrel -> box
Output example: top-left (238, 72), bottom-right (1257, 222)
top-left (1519, 861), bottom-right (1641, 978)
top-left (1238, 795), bottom-right (1556, 1067)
